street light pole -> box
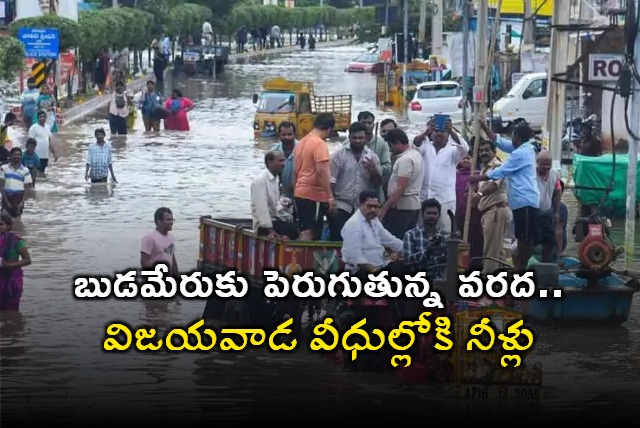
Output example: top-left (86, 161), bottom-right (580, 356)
top-left (625, 0), bottom-right (640, 268)
top-left (463, 0), bottom-right (488, 243)
top-left (403, 0), bottom-right (409, 99)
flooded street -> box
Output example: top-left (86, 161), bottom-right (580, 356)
top-left (1, 45), bottom-right (639, 423)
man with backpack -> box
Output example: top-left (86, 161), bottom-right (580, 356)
top-left (108, 82), bottom-right (129, 135)
top-left (137, 80), bottom-right (164, 132)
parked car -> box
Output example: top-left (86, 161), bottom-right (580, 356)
top-left (490, 72), bottom-right (547, 133)
top-left (345, 52), bottom-right (384, 74)
top-left (407, 81), bottom-right (465, 126)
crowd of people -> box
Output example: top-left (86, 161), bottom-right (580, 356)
top-left (235, 24), bottom-right (318, 53)
top-left (251, 111), bottom-right (569, 278)
top-left (0, 70), bottom-right (195, 312)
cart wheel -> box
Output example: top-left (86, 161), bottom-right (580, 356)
top-left (222, 300), bottom-right (250, 325)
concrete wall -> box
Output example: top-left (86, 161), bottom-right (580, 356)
top-left (579, 28), bottom-right (625, 152)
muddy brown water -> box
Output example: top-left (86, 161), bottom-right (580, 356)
top-left (0, 46), bottom-right (638, 424)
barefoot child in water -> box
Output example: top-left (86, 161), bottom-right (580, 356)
top-left (21, 138), bottom-right (40, 187)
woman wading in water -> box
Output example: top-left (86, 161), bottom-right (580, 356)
top-left (0, 214), bottom-right (32, 311)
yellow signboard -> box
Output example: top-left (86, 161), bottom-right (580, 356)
top-left (482, 0), bottom-right (553, 17)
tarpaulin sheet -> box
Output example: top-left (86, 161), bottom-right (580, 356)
top-left (573, 154), bottom-right (635, 215)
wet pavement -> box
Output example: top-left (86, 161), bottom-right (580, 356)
top-left (0, 45), bottom-right (639, 424)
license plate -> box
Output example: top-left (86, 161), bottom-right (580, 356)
top-left (184, 54), bottom-right (199, 62)
top-left (444, 384), bottom-right (555, 401)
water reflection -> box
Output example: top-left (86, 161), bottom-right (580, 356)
top-left (86, 184), bottom-right (115, 201)
top-left (0, 44), bottom-right (637, 421)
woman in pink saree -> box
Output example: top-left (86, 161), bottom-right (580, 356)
top-left (163, 89), bottom-right (194, 131)
top-left (0, 214), bottom-right (32, 311)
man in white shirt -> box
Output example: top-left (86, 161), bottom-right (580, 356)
top-left (108, 82), bottom-right (129, 135)
top-left (27, 110), bottom-right (58, 174)
top-left (415, 116), bottom-right (468, 233)
top-left (379, 128), bottom-right (424, 239)
top-left (270, 25), bottom-right (281, 48)
top-left (341, 190), bottom-right (404, 276)
top-left (251, 150), bottom-right (299, 240)
top-left (202, 21), bottom-right (213, 46)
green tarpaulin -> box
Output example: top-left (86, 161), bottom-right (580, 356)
top-left (573, 154), bottom-right (636, 215)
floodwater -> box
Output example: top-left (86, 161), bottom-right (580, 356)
top-left (1, 45), bottom-right (639, 424)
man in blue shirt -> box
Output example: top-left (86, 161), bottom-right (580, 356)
top-left (470, 121), bottom-right (540, 271)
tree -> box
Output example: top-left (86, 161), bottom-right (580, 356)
top-left (217, 3), bottom-right (370, 40)
top-left (167, 3), bottom-right (213, 37)
top-left (0, 37), bottom-right (26, 82)
top-left (77, 7), bottom-right (154, 58)
top-left (75, 7), bottom-right (155, 92)
top-left (9, 15), bottom-right (81, 52)
top-left (328, 0), bottom-right (356, 8)
top-left (191, 0), bottom-right (249, 17)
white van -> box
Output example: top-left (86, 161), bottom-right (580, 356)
top-left (491, 72), bottom-right (548, 133)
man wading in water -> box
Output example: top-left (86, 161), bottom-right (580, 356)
top-left (138, 81), bottom-right (163, 132)
top-left (140, 207), bottom-right (179, 278)
top-left (0, 148), bottom-right (33, 220)
top-left (28, 110), bottom-right (58, 175)
top-left (85, 128), bottom-right (117, 184)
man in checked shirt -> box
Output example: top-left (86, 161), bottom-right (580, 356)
top-left (403, 198), bottom-right (450, 279)
top-left (327, 121), bottom-right (382, 241)
top-left (85, 128), bottom-right (118, 184)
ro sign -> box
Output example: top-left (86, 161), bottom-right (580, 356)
top-left (17, 28), bottom-right (60, 59)
top-left (588, 53), bottom-right (624, 81)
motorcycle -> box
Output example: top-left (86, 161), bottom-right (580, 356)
top-left (561, 114), bottom-right (599, 157)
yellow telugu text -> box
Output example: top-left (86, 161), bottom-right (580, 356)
top-left (103, 313), bottom-right (535, 368)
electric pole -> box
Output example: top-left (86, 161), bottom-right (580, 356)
top-left (419, 0), bottom-right (427, 58)
top-left (523, 0), bottom-right (535, 45)
top-left (625, 0), bottom-right (640, 268)
top-left (432, 0), bottom-right (443, 56)
top-left (462, 0), bottom-right (470, 136)
top-left (402, 0), bottom-right (409, 99)
top-left (463, 0), bottom-right (488, 243)
top-left (544, 0), bottom-right (570, 173)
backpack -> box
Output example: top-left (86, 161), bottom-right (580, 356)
top-left (115, 92), bottom-right (127, 109)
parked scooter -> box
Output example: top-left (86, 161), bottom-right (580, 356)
top-left (562, 114), bottom-right (599, 155)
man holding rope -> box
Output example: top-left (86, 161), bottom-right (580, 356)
top-left (469, 120), bottom-right (539, 271)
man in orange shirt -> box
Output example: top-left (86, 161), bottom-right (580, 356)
top-left (293, 113), bottom-right (337, 240)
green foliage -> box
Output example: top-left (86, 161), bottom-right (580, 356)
top-left (8, 0), bottom-right (369, 64)
top-left (218, 4), bottom-right (369, 34)
top-left (167, 3), bottom-right (213, 37)
top-left (9, 15), bottom-right (81, 52)
top-left (77, 7), bottom-right (154, 59)
top-left (0, 37), bottom-right (26, 82)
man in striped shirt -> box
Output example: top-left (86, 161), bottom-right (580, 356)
top-left (0, 147), bottom-right (33, 219)
top-left (85, 128), bottom-right (117, 184)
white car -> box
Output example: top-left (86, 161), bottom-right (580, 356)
top-left (491, 72), bottom-right (548, 133)
top-left (407, 81), bottom-right (466, 127)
